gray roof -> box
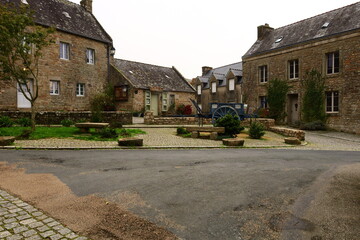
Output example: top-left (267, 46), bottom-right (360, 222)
top-left (113, 59), bottom-right (195, 93)
top-left (244, 2), bottom-right (360, 58)
top-left (0, 0), bottom-right (112, 44)
top-left (197, 62), bottom-right (243, 89)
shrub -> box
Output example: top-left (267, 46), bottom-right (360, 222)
top-left (183, 105), bottom-right (192, 115)
top-left (215, 114), bottom-right (244, 137)
top-left (0, 116), bottom-right (14, 127)
top-left (267, 78), bottom-right (291, 123)
top-left (61, 119), bottom-right (74, 127)
top-left (109, 121), bottom-right (123, 128)
top-left (249, 121), bottom-right (265, 139)
top-left (300, 120), bottom-right (326, 130)
top-left (118, 128), bottom-right (131, 137)
top-left (99, 127), bottom-right (118, 139)
top-left (176, 104), bottom-right (185, 115)
top-left (16, 117), bottom-right (31, 127)
top-left (177, 127), bottom-right (189, 135)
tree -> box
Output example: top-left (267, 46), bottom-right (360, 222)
top-left (301, 70), bottom-right (326, 123)
top-left (267, 78), bottom-right (291, 123)
top-left (0, 3), bottom-right (53, 131)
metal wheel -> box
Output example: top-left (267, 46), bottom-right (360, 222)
top-left (212, 106), bottom-right (239, 124)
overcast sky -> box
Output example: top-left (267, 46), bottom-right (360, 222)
top-left (71, 0), bottom-right (358, 79)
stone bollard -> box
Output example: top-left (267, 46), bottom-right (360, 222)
top-left (222, 138), bottom-right (245, 146)
top-left (118, 137), bottom-right (143, 146)
top-left (191, 131), bottom-right (199, 138)
top-left (0, 136), bottom-right (16, 146)
top-left (210, 132), bottom-right (218, 140)
top-left (284, 137), bottom-right (301, 145)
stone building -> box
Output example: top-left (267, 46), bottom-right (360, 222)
top-left (0, 0), bottom-right (113, 111)
top-left (193, 62), bottom-right (243, 114)
top-left (110, 59), bottom-right (195, 116)
top-left (242, 2), bottom-right (360, 134)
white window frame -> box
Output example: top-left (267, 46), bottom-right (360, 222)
top-left (86, 48), bottom-right (95, 64)
top-left (60, 42), bottom-right (70, 60)
top-left (197, 85), bottom-right (202, 95)
top-left (145, 90), bottom-right (151, 111)
top-left (76, 83), bottom-right (85, 97)
top-left (211, 82), bottom-right (217, 93)
top-left (162, 92), bottom-right (168, 111)
top-left (229, 78), bottom-right (235, 91)
top-left (326, 91), bottom-right (339, 113)
top-left (326, 51), bottom-right (339, 74)
top-left (259, 65), bottom-right (268, 83)
top-left (50, 80), bottom-right (60, 95)
top-left (289, 59), bottom-right (299, 79)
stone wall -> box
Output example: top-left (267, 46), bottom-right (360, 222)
top-left (269, 126), bottom-right (305, 141)
top-left (242, 31), bottom-right (360, 134)
top-left (144, 111), bottom-right (211, 125)
top-left (0, 111), bottom-right (132, 125)
top-left (242, 118), bottom-right (275, 129)
top-left (0, 29), bottom-right (110, 111)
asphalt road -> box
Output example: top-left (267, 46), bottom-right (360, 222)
top-left (1, 149), bottom-right (360, 239)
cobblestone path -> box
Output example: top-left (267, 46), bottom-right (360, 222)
top-left (0, 190), bottom-right (88, 240)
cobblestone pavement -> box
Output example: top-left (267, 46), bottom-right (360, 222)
top-left (0, 190), bottom-right (88, 240)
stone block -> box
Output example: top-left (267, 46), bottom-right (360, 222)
top-left (210, 132), bottom-right (218, 140)
top-left (118, 137), bottom-right (143, 146)
top-left (284, 137), bottom-right (301, 145)
top-left (191, 131), bottom-right (199, 138)
top-left (222, 138), bottom-right (245, 146)
top-left (0, 136), bottom-right (16, 146)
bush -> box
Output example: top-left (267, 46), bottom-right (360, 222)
top-left (0, 116), bottom-right (14, 127)
top-left (176, 104), bottom-right (185, 115)
top-left (215, 114), bottom-right (244, 137)
top-left (109, 121), bottom-right (123, 128)
top-left (16, 117), bottom-right (31, 127)
top-left (267, 78), bottom-right (291, 123)
top-left (99, 127), bottom-right (118, 139)
top-left (61, 119), bottom-right (74, 127)
top-left (177, 127), bottom-right (189, 135)
top-left (249, 121), bottom-right (265, 139)
top-left (183, 105), bottom-right (192, 115)
top-left (118, 128), bottom-right (131, 137)
top-left (300, 120), bottom-right (326, 130)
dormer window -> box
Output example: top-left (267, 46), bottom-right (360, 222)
top-left (229, 78), bottom-right (235, 91)
top-left (211, 82), bottom-right (217, 93)
top-left (275, 36), bottom-right (283, 43)
top-left (197, 85), bottom-right (202, 95)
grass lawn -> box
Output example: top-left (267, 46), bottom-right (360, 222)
top-left (0, 127), bottom-right (145, 141)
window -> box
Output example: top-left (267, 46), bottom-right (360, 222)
top-left (211, 82), bottom-right (217, 93)
top-left (229, 78), bottom-right (235, 91)
top-left (145, 91), bottom-right (151, 111)
top-left (86, 48), bottom-right (95, 64)
top-left (197, 85), bottom-right (202, 95)
top-left (50, 80), bottom-right (60, 95)
top-left (289, 59), bottom-right (299, 79)
top-left (259, 96), bottom-right (268, 108)
top-left (259, 65), bottom-right (268, 83)
top-left (326, 91), bottom-right (339, 113)
top-left (114, 86), bottom-right (128, 101)
top-left (76, 83), bottom-right (85, 96)
top-left (326, 51), bottom-right (339, 74)
top-left (60, 42), bottom-right (69, 60)
top-left (162, 92), bottom-right (168, 111)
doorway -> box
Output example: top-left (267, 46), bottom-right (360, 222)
top-left (17, 80), bottom-right (33, 108)
top-left (150, 94), bottom-right (159, 116)
top-left (288, 94), bottom-right (299, 124)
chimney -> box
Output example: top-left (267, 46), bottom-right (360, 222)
top-left (257, 23), bottom-right (274, 40)
top-left (80, 0), bottom-right (93, 13)
top-left (202, 66), bottom-right (213, 76)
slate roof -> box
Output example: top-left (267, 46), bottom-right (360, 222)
top-left (112, 59), bottom-right (195, 93)
top-left (197, 62), bottom-right (243, 89)
top-left (244, 2), bottom-right (360, 58)
top-left (0, 0), bottom-right (112, 44)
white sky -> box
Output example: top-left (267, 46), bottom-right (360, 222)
top-left (71, 0), bottom-right (358, 79)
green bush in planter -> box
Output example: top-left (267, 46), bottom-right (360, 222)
top-left (61, 119), bottom-right (74, 127)
top-left (177, 127), bottom-right (189, 135)
top-left (16, 117), bottom-right (31, 127)
top-left (249, 121), bottom-right (265, 139)
top-left (0, 116), bottom-right (14, 127)
top-left (99, 127), bottom-right (118, 139)
top-left (215, 114), bottom-right (244, 137)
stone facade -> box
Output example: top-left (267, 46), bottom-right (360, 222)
top-left (144, 111), bottom-right (212, 125)
top-left (0, 111), bottom-right (132, 125)
top-left (0, 31), bottom-right (110, 112)
top-left (193, 63), bottom-right (243, 114)
top-left (243, 33), bottom-right (360, 134)
top-left (243, 3), bottom-right (360, 134)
